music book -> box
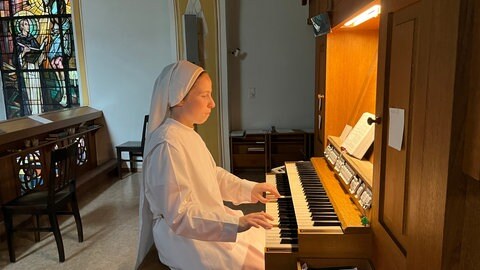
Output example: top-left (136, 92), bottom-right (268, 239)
top-left (339, 125), bottom-right (353, 141)
top-left (341, 112), bottom-right (375, 159)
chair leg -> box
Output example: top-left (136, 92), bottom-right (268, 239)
top-left (71, 195), bottom-right (84, 242)
top-left (117, 148), bottom-right (123, 179)
top-left (33, 214), bottom-right (40, 242)
top-left (48, 212), bottom-right (65, 262)
top-left (3, 209), bottom-right (16, 262)
top-left (129, 152), bottom-right (135, 173)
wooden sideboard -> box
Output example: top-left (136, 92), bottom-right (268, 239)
top-left (0, 106), bottom-right (115, 223)
top-left (230, 130), bottom-right (314, 173)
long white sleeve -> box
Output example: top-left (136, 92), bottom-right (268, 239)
top-left (145, 142), bottom-right (239, 242)
top-left (216, 167), bottom-right (256, 204)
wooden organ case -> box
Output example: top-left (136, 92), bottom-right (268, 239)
top-left (0, 107), bottom-right (115, 233)
top-left (265, 1), bottom-right (379, 269)
top-left (273, 0), bottom-right (480, 269)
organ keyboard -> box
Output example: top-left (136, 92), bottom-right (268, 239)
top-left (265, 158), bottom-right (372, 270)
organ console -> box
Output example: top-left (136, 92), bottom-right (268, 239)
top-left (265, 136), bottom-right (373, 270)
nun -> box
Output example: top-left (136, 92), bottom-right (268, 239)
top-left (136, 60), bottom-right (280, 270)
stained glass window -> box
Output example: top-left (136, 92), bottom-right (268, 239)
top-left (0, 0), bottom-right (79, 119)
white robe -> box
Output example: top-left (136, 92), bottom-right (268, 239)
top-left (141, 118), bottom-right (265, 270)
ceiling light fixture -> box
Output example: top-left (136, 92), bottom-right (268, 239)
top-left (343, 5), bottom-right (381, 28)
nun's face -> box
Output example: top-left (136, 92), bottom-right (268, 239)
top-left (175, 73), bottom-right (215, 127)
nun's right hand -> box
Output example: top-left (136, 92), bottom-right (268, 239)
top-left (237, 211), bottom-right (274, 232)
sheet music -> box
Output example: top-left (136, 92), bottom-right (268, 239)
top-left (28, 115), bottom-right (53, 124)
top-left (388, 108), bottom-right (404, 151)
top-left (339, 125), bottom-right (353, 142)
top-left (341, 112), bottom-right (375, 159)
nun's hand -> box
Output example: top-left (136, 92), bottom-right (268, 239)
top-left (238, 211), bottom-right (274, 232)
top-left (251, 183), bottom-right (280, 204)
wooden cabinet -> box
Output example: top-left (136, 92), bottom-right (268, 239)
top-left (230, 130), bottom-right (313, 173)
top-left (270, 132), bottom-right (313, 169)
top-left (230, 132), bottom-right (268, 172)
top-left (0, 107), bottom-right (115, 217)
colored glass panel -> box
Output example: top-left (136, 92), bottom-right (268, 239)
top-left (0, 0), bottom-right (79, 119)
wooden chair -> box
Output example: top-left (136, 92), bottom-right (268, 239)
top-left (1, 143), bottom-right (83, 262)
top-left (116, 115), bottom-right (149, 179)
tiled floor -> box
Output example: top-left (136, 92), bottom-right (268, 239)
top-left (0, 172), bottom-right (142, 270)
top-left (0, 171), bottom-right (265, 269)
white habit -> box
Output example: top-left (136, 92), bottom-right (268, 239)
top-left (144, 119), bottom-right (264, 269)
top-left (136, 61), bottom-right (265, 270)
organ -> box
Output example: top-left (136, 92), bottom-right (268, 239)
top-left (263, 1), bottom-right (379, 268)
top-left (263, 0), bottom-right (480, 268)
top-left (265, 144), bottom-right (373, 269)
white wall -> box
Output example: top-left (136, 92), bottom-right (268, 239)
top-left (227, 0), bottom-right (315, 131)
top-left (80, 0), bottom-right (176, 150)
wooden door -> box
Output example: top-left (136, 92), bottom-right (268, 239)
top-left (372, 1), bottom-right (423, 268)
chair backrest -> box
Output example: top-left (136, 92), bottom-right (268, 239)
top-left (48, 143), bottom-right (78, 204)
top-left (140, 115), bottom-right (149, 155)
top-left (16, 151), bottom-right (48, 195)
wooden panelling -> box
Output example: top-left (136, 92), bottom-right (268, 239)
top-left (380, 16), bottom-right (416, 250)
top-left (314, 36), bottom-right (327, 156)
top-left (463, 83), bottom-right (480, 181)
top-left (372, 2), bottom-right (424, 268)
top-left (308, 0), bottom-right (330, 20)
top-left (406, 0), bottom-right (462, 267)
top-left (325, 29), bottom-right (378, 146)
top-left (0, 107), bottom-right (102, 146)
top-left (384, 0), bottom-right (419, 14)
top-left (0, 156), bottom-right (17, 205)
top-left (297, 258), bottom-right (372, 270)
top-left (462, 0), bottom-right (480, 181)
top-left (329, 0), bottom-right (374, 28)
top-left (460, 178), bottom-right (480, 269)
top-left (444, 0), bottom-right (480, 269)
